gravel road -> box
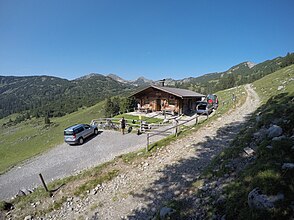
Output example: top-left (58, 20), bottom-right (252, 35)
top-left (0, 115), bottom-right (208, 200)
top-left (0, 130), bottom-right (156, 200)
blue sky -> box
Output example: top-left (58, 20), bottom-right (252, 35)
top-left (0, 0), bottom-right (293, 80)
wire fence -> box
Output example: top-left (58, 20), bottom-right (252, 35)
top-left (145, 107), bottom-right (213, 152)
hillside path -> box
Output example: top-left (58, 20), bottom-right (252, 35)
top-left (42, 84), bottom-right (260, 219)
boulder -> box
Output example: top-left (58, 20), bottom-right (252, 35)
top-left (253, 128), bottom-right (267, 143)
top-left (159, 207), bottom-right (176, 219)
top-left (248, 188), bottom-right (274, 209)
top-left (22, 189), bottom-right (32, 195)
top-left (272, 135), bottom-right (286, 142)
top-left (90, 189), bottom-right (97, 195)
top-left (17, 190), bottom-right (26, 197)
top-left (24, 216), bottom-right (33, 220)
top-left (267, 125), bottom-right (283, 138)
top-left (248, 188), bottom-right (284, 210)
top-left (243, 147), bottom-right (255, 156)
top-left (282, 163), bottom-right (294, 170)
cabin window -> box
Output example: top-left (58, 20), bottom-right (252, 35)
top-left (168, 98), bottom-right (176, 105)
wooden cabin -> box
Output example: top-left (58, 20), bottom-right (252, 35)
top-left (132, 85), bottom-right (205, 115)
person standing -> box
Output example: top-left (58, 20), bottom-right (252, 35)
top-left (120, 117), bottom-right (126, 135)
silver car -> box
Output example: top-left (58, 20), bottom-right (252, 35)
top-left (64, 124), bottom-right (98, 145)
top-left (196, 102), bottom-right (213, 115)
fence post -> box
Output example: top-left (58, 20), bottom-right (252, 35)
top-left (39, 173), bottom-right (53, 196)
top-left (146, 133), bottom-right (149, 152)
top-left (39, 173), bottom-right (49, 192)
top-left (175, 120), bottom-right (178, 137)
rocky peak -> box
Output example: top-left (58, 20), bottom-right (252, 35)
top-left (246, 61), bottom-right (256, 69)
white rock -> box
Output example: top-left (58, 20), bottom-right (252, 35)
top-left (267, 125), bottom-right (283, 138)
top-left (282, 163), bottom-right (294, 170)
top-left (17, 190), bottom-right (26, 197)
top-left (248, 188), bottom-right (274, 209)
top-left (24, 216), bottom-right (33, 220)
top-left (277, 85), bottom-right (284, 91)
top-left (244, 147), bottom-right (255, 156)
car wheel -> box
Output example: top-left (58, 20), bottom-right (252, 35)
top-left (94, 129), bottom-right (98, 135)
top-left (78, 137), bottom-right (84, 145)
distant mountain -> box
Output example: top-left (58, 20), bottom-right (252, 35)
top-left (107, 74), bottom-right (154, 87)
top-left (107, 53), bottom-right (294, 94)
top-left (1, 52), bottom-right (293, 120)
top-left (0, 74), bottom-right (135, 119)
top-left (132, 76), bottom-right (153, 86)
top-left (107, 74), bottom-right (129, 84)
top-left (165, 53), bottom-right (294, 94)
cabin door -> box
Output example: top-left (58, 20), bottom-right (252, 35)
top-left (156, 99), bottom-right (161, 111)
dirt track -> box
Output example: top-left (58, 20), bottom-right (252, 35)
top-left (40, 84), bottom-right (260, 219)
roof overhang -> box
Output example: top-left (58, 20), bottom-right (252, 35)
top-left (130, 85), bottom-right (205, 99)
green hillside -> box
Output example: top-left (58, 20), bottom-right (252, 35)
top-left (200, 65), bottom-right (294, 219)
top-left (176, 52), bottom-right (294, 94)
top-left (253, 64), bottom-right (294, 103)
top-left (0, 101), bottom-right (105, 173)
top-left (0, 74), bottom-right (134, 119)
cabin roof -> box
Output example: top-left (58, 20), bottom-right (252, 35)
top-left (132, 85), bottom-right (205, 99)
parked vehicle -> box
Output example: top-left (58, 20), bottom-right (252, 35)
top-left (196, 101), bottom-right (213, 115)
top-left (207, 94), bottom-right (219, 109)
top-left (64, 124), bottom-right (98, 145)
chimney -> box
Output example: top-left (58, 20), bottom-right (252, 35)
top-left (160, 79), bottom-right (165, 87)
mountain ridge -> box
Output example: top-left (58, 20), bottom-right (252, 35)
top-left (1, 52), bottom-right (293, 119)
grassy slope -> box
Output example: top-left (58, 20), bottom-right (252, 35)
top-left (201, 65), bottom-right (294, 219)
top-left (0, 102), bottom-right (106, 173)
top-left (0, 100), bottom-right (165, 173)
top-left (253, 64), bottom-right (294, 102)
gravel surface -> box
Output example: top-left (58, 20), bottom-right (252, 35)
top-left (0, 114), bottom-right (208, 200)
top-left (30, 84), bottom-right (260, 220)
top-left (0, 130), bottom-right (163, 200)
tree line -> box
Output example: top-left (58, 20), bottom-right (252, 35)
top-left (176, 52), bottom-right (294, 95)
top-left (103, 96), bottom-right (137, 118)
